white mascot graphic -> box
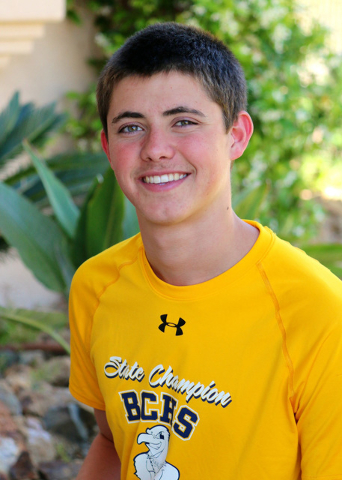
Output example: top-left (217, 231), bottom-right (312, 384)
top-left (134, 425), bottom-right (180, 480)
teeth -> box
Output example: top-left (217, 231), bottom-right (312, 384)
top-left (143, 173), bottom-right (187, 184)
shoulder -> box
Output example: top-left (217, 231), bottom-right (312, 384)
top-left (70, 233), bottom-right (143, 298)
top-left (258, 226), bottom-right (342, 334)
top-left (262, 231), bottom-right (341, 300)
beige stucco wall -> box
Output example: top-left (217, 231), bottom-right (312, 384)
top-left (0, 251), bottom-right (64, 310)
top-left (0, 10), bottom-right (98, 110)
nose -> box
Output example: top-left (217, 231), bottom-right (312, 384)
top-left (140, 128), bottom-right (175, 162)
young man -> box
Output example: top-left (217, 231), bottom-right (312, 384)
top-left (69, 23), bottom-right (342, 479)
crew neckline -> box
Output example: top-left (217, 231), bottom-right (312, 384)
top-left (138, 221), bottom-right (275, 301)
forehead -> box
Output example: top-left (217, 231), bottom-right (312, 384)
top-left (109, 71), bottom-right (214, 114)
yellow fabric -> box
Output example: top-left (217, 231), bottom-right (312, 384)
top-left (69, 221), bottom-right (342, 479)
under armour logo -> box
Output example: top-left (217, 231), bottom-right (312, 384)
top-left (159, 314), bottom-right (186, 336)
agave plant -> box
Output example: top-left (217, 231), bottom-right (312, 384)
top-left (0, 92), bottom-right (66, 253)
top-left (0, 92), bottom-right (65, 169)
top-left (1, 92), bottom-right (109, 211)
top-left (0, 142), bottom-right (139, 293)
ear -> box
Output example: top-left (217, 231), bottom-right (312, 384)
top-left (229, 111), bottom-right (253, 161)
top-left (101, 130), bottom-right (112, 166)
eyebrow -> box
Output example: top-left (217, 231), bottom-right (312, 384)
top-left (163, 106), bottom-right (205, 117)
top-left (111, 111), bottom-right (144, 124)
top-left (111, 106), bottom-right (205, 124)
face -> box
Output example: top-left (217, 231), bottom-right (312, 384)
top-left (102, 72), bottom-right (251, 228)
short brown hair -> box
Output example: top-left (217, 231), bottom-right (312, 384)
top-left (97, 22), bottom-right (247, 138)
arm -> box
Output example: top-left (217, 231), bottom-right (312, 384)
top-left (76, 409), bottom-right (121, 479)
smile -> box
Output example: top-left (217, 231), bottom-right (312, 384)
top-left (143, 173), bottom-right (187, 184)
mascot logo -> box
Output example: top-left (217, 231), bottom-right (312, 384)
top-left (134, 425), bottom-right (180, 479)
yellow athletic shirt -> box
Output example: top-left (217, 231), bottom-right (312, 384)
top-left (69, 221), bottom-right (342, 479)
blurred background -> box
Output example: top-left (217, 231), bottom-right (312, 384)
top-left (0, 0), bottom-right (341, 477)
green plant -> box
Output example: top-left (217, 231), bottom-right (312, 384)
top-left (0, 91), bottom-right (65, 169)
top-left (0, 92), bottom-right (110, 217)
top-left (298, 243), bottom-right (342, 279)
top-left (0, 143), bottom-right (139, 295)
top-left (5, 149), bottom-right (109, 209)
top-left (0, 92), bottom-right (67, 252)
top-left (0, 306), bottom-right (69, 353)
top-left (66, 0), bottom-right (342, 242)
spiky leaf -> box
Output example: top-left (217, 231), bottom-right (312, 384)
top-left (24, 142), bottom-right (79, 238)
top-left (86, 168), bottom-right (125, 257)
top-left (0, 181), bottom-right (69, 292)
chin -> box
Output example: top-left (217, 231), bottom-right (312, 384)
top-left (138, 209), bottom-right (190, 228)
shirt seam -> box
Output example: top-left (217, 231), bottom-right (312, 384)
top-left (294, 327), bottom-right (338, 415)
top-left (86, 256), bottom-right (140, 361)
top-left (256, 260), bottom-right (296, 403)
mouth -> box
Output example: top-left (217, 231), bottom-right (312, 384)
top-left (142, 173), bottom-right (188, 184)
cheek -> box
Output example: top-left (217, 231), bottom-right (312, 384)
top-left (108, 144), bottom-right (133, 172)
top-left (178, 136), bottom-right (209, 168)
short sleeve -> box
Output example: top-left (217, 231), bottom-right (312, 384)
top-left (296, 319), bottom-right (342, 479)
top-left (69, 266), bottom-right (106, 411)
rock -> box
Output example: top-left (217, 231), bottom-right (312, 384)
top-left (4, 366), bottom-right (32, 396)
top-left (0, 401), bottom-right (26, 477)
top-left (50, 433), bottom-right (84, 460)
top-left (0, 437), bottom-right (19, 476)
top-left (43, 404), bottom-right (89, 443)
top-left (77, 403), bottom-right (97, 434)
top-left (43, 402), bottom-right (96, 446)
top-left (18, 352), bottom-right (44, 369)
top-left (19, 384), bottom-right (74, 418)
top-left (51, 388), bottom-right (74, 408)
top-left (19, 389), bottom-right (53, 418)
top-left (8, 451), bottom-right (38, 480)
top-left (0, 381), bottom-right (22, 416)
top-left (35, 357), bottom-right (70, 387)
top-left (22, 417), bottom-right (55, 466)
top-left (0, 353), bottom-right (89, 480)
top-left (38, 460), bottom-right (82, 480)
top-left (0, 351), bottom-right (20, 376)
top-left (0, 401), bottom-right (25, 446)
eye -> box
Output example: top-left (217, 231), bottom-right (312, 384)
top-left (174, 119), bottom-right (197, 127)
top-left (119, 124), bottom-right (143, 134)
top-left (159, 433), bottom-right (164, 439)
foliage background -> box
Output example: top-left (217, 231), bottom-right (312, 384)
top-left (65, 0), bottom-right (342, 242)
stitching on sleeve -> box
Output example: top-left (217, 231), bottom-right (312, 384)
top-left (87, 255), bottom-right (140, 360)
top-left (256, 261), bottom-right (295, 403)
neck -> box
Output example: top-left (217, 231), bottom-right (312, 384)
top-left (139, 209), bottom-right (259, 286)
